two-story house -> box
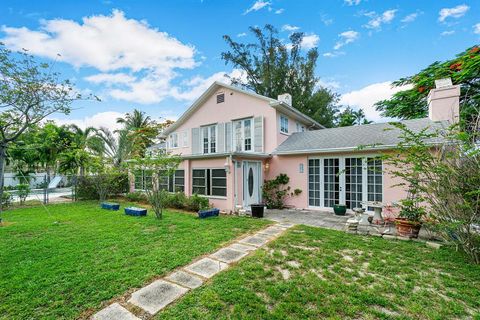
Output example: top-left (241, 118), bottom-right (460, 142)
top-left (136, 80), bottom-right (459, 214)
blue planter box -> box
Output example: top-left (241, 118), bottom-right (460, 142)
top-left (101, 202), bottom-right (120, 211)
top-left (198, 208), bottom-right (220, 219)
top-left (125, 207), bottom-right (147, 217)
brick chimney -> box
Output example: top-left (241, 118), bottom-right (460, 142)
top-left (427, 78), bottom-right (460, 123)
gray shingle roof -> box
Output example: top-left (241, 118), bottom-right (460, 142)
top-left (274, 118), bottom-right (449, 154)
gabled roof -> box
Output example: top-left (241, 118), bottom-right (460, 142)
top-left (274, 118), bottom-right (449, 155)
top-left (162, 81), bottom-right (323, 136)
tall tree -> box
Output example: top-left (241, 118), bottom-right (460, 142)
top-left (336, 107), bottom-right (372, 127)
top-left (222, 25), bottom-right (339, 126)
top-left (0, 43), bottom-right (90, 213)
top-left (116, 109), bottom-right (159, 158)
top-left (375, 45), bottom-right (480, 124)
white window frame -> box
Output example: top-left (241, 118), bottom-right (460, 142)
top-left (201, 124), bottom-right (217, 154)
top-left (191, 168), bottom-right (227, 198)
top-left (296, 122), bottom-right (306, 132)
top-left (233, 118), bottom-right (254, 152)
top-left (181, 131), bottom-right (188, 147)
top-left (169, 132), bottom-right (179, 149)
top-left (280, 115), bottom-right (289, 134)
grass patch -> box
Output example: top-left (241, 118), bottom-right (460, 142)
top-left (0, 201), bottom-right (269, 319)
top-left (160, 225), bottom-right (480, 319)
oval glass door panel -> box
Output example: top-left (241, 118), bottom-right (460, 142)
top-left (248, 167), bottom-right (254, 197)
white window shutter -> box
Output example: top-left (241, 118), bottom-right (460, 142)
top-left (191, 127), bottom-right (200, 154)
top-left (254, 116), bottom-right (264, 153)
top-left (217, 123), bottom-right (225, 153)
top-left (225, 122), bottom-right (232, 152)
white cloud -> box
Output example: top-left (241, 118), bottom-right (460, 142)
top-left (320, 14), bottom-right (333, 26)
top-left (244, 1), bottom-right (271, 15)
top-left (441, 30), bottom-right (455, 36)
top-left (237, 32), bottom-right (247, 37)
top-left (439, 4), bottom-right (469, 22)
top-left (318, 78), bottom-right (340, 90)
top-left (282, 24), bottom-right (300, 32)
top-left (275, 8), bottom-right (284, 14)
top-left (49, 111), bottom-right (125, 132)
top-left (364, 9), bottom-right (397, 30)
top-left (344, 0), bottom-right (361, 5)
top-left (323, 51), bottom-right (345, 58)
top-left (1, 10), bottom-right (197, 105)
top-left (301, 34), bottom-right (320, 50)
top-left (401, 12), bottom-right (419, 23)
top-left (334, 30), bottom-right (359, 50)
top-left (339, 81), bottom-right (413, 122)
top-left (474, 23), bottom-right (480, 34)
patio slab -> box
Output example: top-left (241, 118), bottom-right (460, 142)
top-left (210, 248), bottom-right (248, 263)
top-left (238, 235), bottom-right (269, 247)
top-left (184, 258), bottom-right (228, 278)
top-left (227, 243), bottom-right (257, 252)
top-left (256, 226), bottom-right (286, 237)
top-left (128, 280), bottom-right (188, 315)
top-left (165, 270), bottom-right (203, 289)
top-left (92, 303), bottom-right (140, 320)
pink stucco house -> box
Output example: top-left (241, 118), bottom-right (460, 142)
top-left (135, 81), bottom-right (460, 214)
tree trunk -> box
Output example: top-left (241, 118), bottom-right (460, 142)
top-left (0, 143), bottom-right (7, 217)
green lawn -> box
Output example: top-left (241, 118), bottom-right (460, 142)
top-left (159, 225), bottom-right (480, 320)
top-left (0, 201), bottom-right (270, 320)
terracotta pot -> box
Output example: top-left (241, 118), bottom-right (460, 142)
top-left (395, 218), bottom-right (422, 238)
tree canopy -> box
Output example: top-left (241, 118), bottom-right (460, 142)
top-left (375, 45), bottom-right (480, 124)
top-left (222, 24), bottom-right (340, 127)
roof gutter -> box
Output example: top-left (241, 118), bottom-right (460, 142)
top-left (270, 101), bottom-right (324, 129)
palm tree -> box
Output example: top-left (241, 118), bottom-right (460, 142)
top-left (67, 125), bottom-right (102, 175)
top-left (96, 127), bottom-right (131, 167)
top-left (116, 109), bottom-right (159, 158)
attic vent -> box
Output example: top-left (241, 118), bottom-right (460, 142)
top-left (216, 93), bottom-right (225, 104)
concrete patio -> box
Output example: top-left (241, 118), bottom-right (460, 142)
top-left (264, 208), bottom-right (352, 231)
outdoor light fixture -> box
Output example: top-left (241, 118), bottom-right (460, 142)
top-left (264, 161), bottom-right (270, 172)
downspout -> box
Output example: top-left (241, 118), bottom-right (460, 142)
top-left (231, 155), bottom-right (237, 210)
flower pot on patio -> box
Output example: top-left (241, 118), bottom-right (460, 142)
top-left (395, 218), bottom-right (422, 238)
top-left (250, 204), bottom-right (265, 218)
top-left (333, 204), bottom-right (347, 216)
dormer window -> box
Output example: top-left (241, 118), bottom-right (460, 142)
top-left (216, 92), bottom-right (225, 104)
top-left (280, 115), bottom-right (289, 134)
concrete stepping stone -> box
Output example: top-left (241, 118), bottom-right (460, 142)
top-left (165, 270), bottom-right (203, 289)
top-left (184, 257), bottom-right (228, 279)
top-left (277, 222), bottom-right (296, 228)
top-left (238, 235), bottom-right (269, 247)
top-left (227, 243), bottom-right (257, 252)
top-left (257, 226), bottom-right (285, 237)
top-left (92, 303), bottom-right (140, 320)
top-left (210, 248), bottom-right (248, 263)
top-left (128, 280), bottom-right (188, 315)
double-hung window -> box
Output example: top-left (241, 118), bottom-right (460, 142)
top-left (233, 118), bottom-right (253, 152)
top-left (296, 122), bottom-right (306, 132)
top-left (280, 115), bottom-right (289, 133)
top-left (134, 170), bottom-right (153, 190)
top-left (192, 168), bottom-right (227, 197)
top-left (169, 133), bottom-right (179, 148)
top-left (202, 125), bottom-right (217, 154)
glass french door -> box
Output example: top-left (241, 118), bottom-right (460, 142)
top-left (308, 156), bottom-right (383, 211)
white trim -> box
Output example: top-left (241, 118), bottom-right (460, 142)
top-left (233, 117), bottom-right (254, 153)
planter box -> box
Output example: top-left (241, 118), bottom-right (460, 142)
top-left (198, 208), bottom-right (220, 219)
top-left (125, 207), bottom-right (147, 217)
top-left (101, 202), bottom-right (120, 211)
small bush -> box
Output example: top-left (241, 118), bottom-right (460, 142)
top-left (125, 191), bottom-right (147, 202)
top-left (1, 191), bottom-right (12, 209)
top-left (76, 173), bottom-right (128, 200)
top-left (164, 192), bottom-right (187, 209)
top-left (16, 184), bottom-right (31, 204)
top-left (262, 174), bottom-right (302, 209)
top-left (186, 194), bottom-right (210, 212)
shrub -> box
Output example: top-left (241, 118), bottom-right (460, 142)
top-left (125, 191), bottom-right (147, 202)
top-left (262, 174), bottom-right (302, 209)
top-left (1, 191), bottom-right (12, 209)
top-left (165, 192), bottom-right (188, 210)
top-left (76, 173), bottom-right (128, 200)
top-left (16, 184), bottom-right (30, 204)
top-left (186, 194), bottom-right (210, 212)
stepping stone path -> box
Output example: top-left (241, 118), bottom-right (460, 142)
top-left (91, 222), bottom-right (295, 319)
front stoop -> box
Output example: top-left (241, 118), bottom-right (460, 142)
top-left (91, 222), bottom-right (295, 319)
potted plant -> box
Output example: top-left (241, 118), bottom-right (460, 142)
top-left (395, 190), bottom-right (425, 238)
top-left (333, 204), bottom-right (347, 216)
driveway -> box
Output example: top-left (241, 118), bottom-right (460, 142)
top-left (264, 209), bottom-right (352, 231)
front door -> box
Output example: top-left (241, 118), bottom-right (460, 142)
top-left (243, 161), bottom-right (262, 208)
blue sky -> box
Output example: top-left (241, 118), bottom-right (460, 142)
top-left (1, 0), bottom-right (479, 128)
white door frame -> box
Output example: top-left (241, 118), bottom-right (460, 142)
top-left (242, 160), bottom-right (263, 209)
top-left (307, 155), bottom-right (384, 212)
